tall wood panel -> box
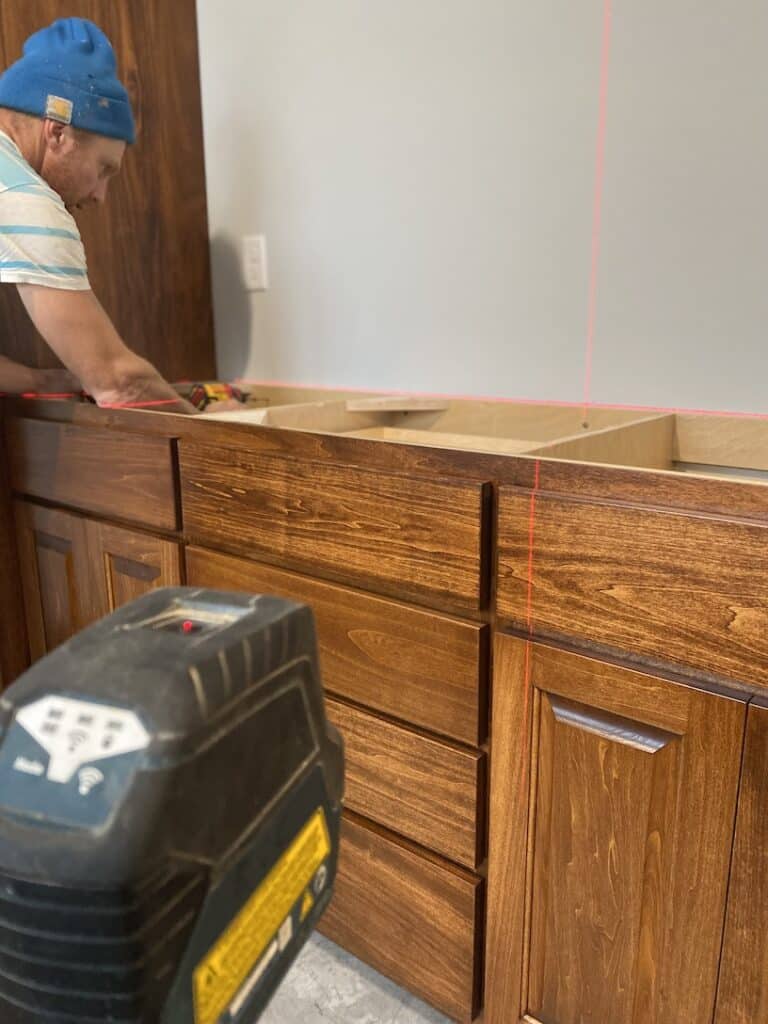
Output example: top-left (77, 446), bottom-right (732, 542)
top-left (0, 0), bottom-right (216, 380)
top-left (0, 408), bottom-right (28, 684)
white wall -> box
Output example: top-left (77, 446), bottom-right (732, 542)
top-left (196, 0), bottom-right (768, 414)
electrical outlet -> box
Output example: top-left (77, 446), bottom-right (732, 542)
top-left (242, 234), bottom-right (269, 291)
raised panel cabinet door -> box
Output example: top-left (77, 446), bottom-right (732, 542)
top-left (14, 501), bottom-right (97, 660)
top-left (715, 701), bottom-right (768, 1024)
top-left (484, 635), bottom-right (746, 1024)
top-left (87, 520), bottom-right (182, 616)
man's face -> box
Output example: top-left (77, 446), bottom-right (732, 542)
top-left (40, 125), bottom-right (125, 212)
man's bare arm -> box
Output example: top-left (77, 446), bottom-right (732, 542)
top-left (0, 355), bottom-right (79, 395)
top-left (16, 285), bottom-right (196, 413)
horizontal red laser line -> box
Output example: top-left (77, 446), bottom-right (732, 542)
top-left (235, 379), bottom-right (768, 420)
top-left (18, 392), bottom-right (79, 400)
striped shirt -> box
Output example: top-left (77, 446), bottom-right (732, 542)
top-left (0, 129), bottom-right (90, 290)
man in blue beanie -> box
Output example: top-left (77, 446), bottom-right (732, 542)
top-left (0, 17), bottom-right (195, 411)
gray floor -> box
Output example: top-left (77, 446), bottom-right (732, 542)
top-left (262, 934), bottom-right (451, 1024)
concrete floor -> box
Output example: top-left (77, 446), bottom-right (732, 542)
top-left (262, 933), bottom-right (451, 1024)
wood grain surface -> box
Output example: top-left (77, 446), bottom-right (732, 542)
top-left (14, 501), bottom-right (97, 659)
top-left (186, 546), bottom-right (487, 744)
top-left (10, 400), bottom-right (768, 524)
top-left (326, 698), bottom-right (484, 869)
top-left (319, 814), bottom-right (483, 1022)
top-left (497, 487), bottom-right (768, 689)
top-left (180, 443), bottom-right (487, 610)
top-left (0, 0), bottom-right (215, 380)
top-left (0, 412), bottom-right (28, 684)
top-left (90, 520), bottom-right (182, 614)
top-left (7, 418), bottom-right (178, 530)
top-left (716, 701), bottom-right (768, 1024)
top-left (485, 634), bottom-right (746, 1024)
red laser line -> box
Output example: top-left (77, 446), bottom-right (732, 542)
top-left (19, 392), bottom-right (78, 400)
top-left (235, 380), bottom-right (768, 420)
top-left (583, 0), bottom-right (613, 422)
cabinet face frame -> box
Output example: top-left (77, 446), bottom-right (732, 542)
top-left (484, 634), bottom-right (747, 1024)
top-left (715, 701), bottom-right (768, 1024)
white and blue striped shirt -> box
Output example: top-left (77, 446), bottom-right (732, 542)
top-left (0, 129), bottom-right (90, 290)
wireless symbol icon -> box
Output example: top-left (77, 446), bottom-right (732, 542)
top-left (77, 767), bottom-right (104, 796)
top-left (67, 729), bottom-right (89, 753)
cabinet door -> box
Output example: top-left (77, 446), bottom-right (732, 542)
top-left (715, 702), bottom-right (768, 1023)
top-left (87, 520), bottom-right (182, 616)
top-left (485, 635), bottom-right (746, 1024)
top-left (14, 501), bottom-right (97, 659)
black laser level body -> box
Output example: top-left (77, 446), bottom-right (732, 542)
top-left (0, 587), bottom-right (344, 1024)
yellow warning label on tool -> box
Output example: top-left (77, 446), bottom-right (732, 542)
top-left (194, 808), bottom-right (331, 1024)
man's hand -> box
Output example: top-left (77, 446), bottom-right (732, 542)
top-left (16, 284), bottom-right (197, 414)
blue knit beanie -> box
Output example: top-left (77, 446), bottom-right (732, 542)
top-left (0, 18), bottom-right (136, 144)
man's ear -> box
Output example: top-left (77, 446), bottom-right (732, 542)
top-left (41, 118), bottom-right (68, 151)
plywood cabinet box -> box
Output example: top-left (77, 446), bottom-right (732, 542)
top-left (1, 390), bottom-right (767, 1024)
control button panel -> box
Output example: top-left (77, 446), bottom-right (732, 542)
top-left (15, 697), bottom-right (150, 784)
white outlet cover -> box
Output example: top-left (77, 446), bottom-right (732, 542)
top-left (242, 234), bottom-right (268, 291)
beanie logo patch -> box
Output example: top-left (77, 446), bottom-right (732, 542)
top-left (45, 94), bottom-right (73, 125)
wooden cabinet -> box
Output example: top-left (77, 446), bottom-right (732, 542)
top-left (89, 519), bottom-right (182, 614)
top-left (186, 546), bottom-right (488, 745)
top-left (15, 502), bottom-right (95, 660)
top-left (318, 815), bottom-right (483, 1023)
top-left (485, 634), bottom-right (747, 1024)
top-left (179, 442), bottom-right (488, 611)
top-left (14, 500), bottom-right (181, 659)
top-left (716, 700), bottom-right (768, 1024)
top-left (186, 543), bottom-right (487, 1019)
top-left (496, 486), bottom-right (768, 689)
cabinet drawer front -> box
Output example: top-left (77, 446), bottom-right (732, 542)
top-left (179, 443), bottom-right (487, 610)
top-left (186, 547), bottom-right (486, 744)
top-left (497, 488), bottom-right (768, 687)
top-left (319, 815), bottom-right (482, 1023)
top-left (7, 419), bottom-right (178, 531)
top-left (327, 699), bottom-right (484, 869)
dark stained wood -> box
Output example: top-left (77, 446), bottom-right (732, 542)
top-left (9, 399), bottom-right (768, 525)
top-left (326, 698), bottom-right (484, 869)
top-left (319, 813), bottom-right (483, 1023)
top-left (180, 443), bottom-right (487, 610)
top-left (0, 0), bottom-right (215, 381)
top-left (89, 519), bottom-right (182, 614)
top-left (530, 458), bottom-right (768, 521)
top-left (497, 487), bottom-right (768, 689)
top-left (716, 702), bottom-right (768, 1023)
top-left (485, 634), bottom-right (746, 1024)
top-left (0, 408), bottom-right (28, 684)
top-left (186, 546), bottom-right (487, 744)
top-left (14, 500), bottom-right (97, 658)
top-left (7, 418), bottom-right (178, 530)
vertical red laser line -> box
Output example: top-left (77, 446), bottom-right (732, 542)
top-left (520, 460), bottom-right (541, 800)
top-left (583, 0), bottom-right (613, 422)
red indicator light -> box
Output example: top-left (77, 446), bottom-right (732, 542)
top-left (182, 620), bottom-right (195, 634)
